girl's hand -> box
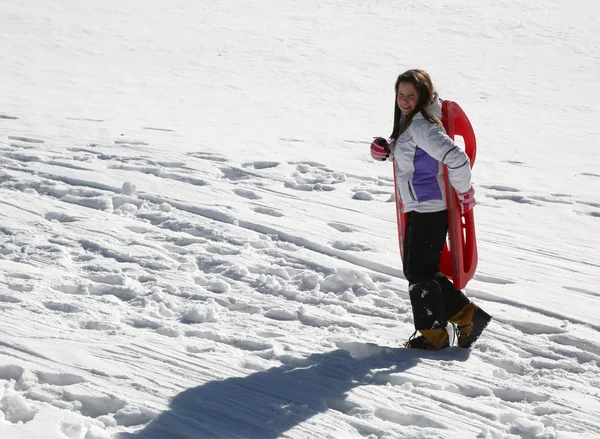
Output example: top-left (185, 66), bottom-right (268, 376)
top-left (370, 137), bottom-right (391, 161)
top-left (457, 187), bottom-right (476, 214)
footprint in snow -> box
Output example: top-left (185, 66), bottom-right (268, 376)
top-left (205, 243), bottom-right (242, 256)
top-left (342, 139), bottom-right (370, 145)
top-left (279, 137), bottom-right (306, 143)
top-left (480, 185), bottom-right (520, 192)
top-left (530, 195), bottom-right (574, 205)
top-left (252, 206), bottom-right (284, 217)
top-left (67, 147), bottom-right (118, 161)
top-left (504, 160), bottom-right (529, 166)
top-left (219, 165), bottom-right (257, 181)
top-left (242, 160), bottom-right (280, 169)
top-left (54, 282), bottom-right (89, 296)
top-left (114, 139), bottom-right (149, 146)
top-left (60, 193), bottom-right (114, 212)
top-left (186, 151), bottom-right (228, 163)
top-left (63, 392), bottom-right (127, 418)
top-left (124, 317), bottom-right (162, 330)
top-left (83, 272), bottom-right (128, 286)
top-left (45, 211), bottom-right (79, 223)
top-left (44, 301), bottom-right (84, 313)
top-left (330, 240), bottom-right (374, 252)
top-left (474, 273), bottom-right (515, 285)
top-left (5, 272), bottom-right (37, 280)
top-left (488, 193), bottom-right (539, 205)
top-left (36, 371), bottom-right (85, 386)
top-left (7, 135), bottom-right (44, 144)
top-left (0, 364), bottom-right (25, 381)
top-left (291, 160), bottom-right (331, 167)
top-left (284, 181), bottom-right (336, 191)
top-left (0, 294), bottom-right (22, 303)
top-left (328, 222), bottom-right (354, 233)
top-left (66, 117), bottom-right (104, 122)
top-left (233, 188), bottom-right (262, 200)
top-left (152, 160), bottom-right (189, 169)
top-left (7, 279), bottom-right (34, 292)
top-left (577, 211), bottom-right (600, 218)
top-left (142, 126), bottom-right (175, 132)
top-left (352, 191), bottom-right (373, 200)
top-left (125, 225), bottom-right (154, 234)
top-left (284, 162), bottom-right (343, 192)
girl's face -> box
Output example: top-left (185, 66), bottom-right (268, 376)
top-left (397, 82), bottom-right (419, 116)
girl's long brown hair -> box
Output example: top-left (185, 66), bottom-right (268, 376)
top-left (390, 69), bottom-right (442, 140)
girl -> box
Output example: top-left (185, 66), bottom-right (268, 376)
top-left (370, 69), bottom-right (491, 350)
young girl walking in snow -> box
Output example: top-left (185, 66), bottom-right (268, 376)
top-left (370, 69), bottom-right (491, 350)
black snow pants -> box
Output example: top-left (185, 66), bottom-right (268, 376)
top-left (402, 210), bottom-right (470, 331)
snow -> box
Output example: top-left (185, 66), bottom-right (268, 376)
top-left (1, 0), bottom-right (599, 438)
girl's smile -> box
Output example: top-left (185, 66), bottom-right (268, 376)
top-left (397, 82), bottom-right (420, 115)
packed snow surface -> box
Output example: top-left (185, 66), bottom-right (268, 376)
top-left (1, 0), bottom-right (599, 438)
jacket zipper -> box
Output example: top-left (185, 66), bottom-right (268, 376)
top-left (407, 182), bottom-right (417, 201)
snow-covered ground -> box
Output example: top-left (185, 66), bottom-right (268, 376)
top-left (1, 0), bottom-right (599, 438)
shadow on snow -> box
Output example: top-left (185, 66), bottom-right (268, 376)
top-left (117, 342), bottom-right (468, 439)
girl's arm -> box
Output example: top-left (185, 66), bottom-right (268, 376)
top-left (414, 123), bottom-right (472, 194)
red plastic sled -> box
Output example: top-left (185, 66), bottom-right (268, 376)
top-left (393, 100), bottom-right (478, 290)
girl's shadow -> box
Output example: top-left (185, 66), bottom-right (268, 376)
top-left (117, 342), bottom-right (467, 439)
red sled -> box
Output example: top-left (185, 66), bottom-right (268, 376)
top-left (393, 100), bottom-right (477, 290)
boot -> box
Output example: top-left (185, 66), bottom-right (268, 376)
top-left (450, 303), bottom-right (492, 348)
top-left (404, 328), bottom-right (449, 351)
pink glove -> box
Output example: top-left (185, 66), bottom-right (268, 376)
top-left (370, 137), bottom-right (391, 161)
top-left (457, 187), bottom-right (476, 214)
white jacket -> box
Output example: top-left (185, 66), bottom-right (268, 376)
top-left (392, 97), bottom-right (472, 213)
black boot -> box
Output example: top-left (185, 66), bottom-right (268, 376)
top-left (405, 279), bottom-right (449, 350)
top-left (450, 303), bottom-right (492, 348)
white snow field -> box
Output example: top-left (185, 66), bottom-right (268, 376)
top-left (1, 0), bottom-right (599, 438)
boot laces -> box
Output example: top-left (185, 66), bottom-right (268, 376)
top-left (454, 322), bottom-right (473, 344)
top-left (403, 330), bottom-right (419, 347)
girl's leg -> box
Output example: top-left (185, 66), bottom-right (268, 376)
top-left (403, 211), bottom-right (491, 348)
top-left (434, 273), bottom-right (470, 321)
top-left (402, 210), bottom-right (448, 283)
top-left (403, 211), bottom-right (449, 331)
top-left (403, 210), bottom-right (470, 319)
